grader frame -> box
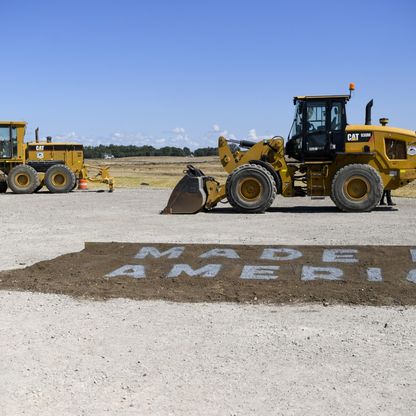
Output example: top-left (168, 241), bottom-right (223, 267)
top-left (0, 121), bottom-right (114, 193)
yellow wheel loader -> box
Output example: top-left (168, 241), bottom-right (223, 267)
top-left (163, 85), bottom-right (416, 214)
top-left (0, 122), bottom-right (114, 194)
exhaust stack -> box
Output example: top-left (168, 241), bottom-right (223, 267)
top-left (365, 100), bottom-right (373, 125)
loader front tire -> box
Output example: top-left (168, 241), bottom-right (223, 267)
top-left (226, 164), bottom-right (276, 213)
top-left (331, 164), bottom-right (383, 212)
top-left (7, 165), bottom-right (40, 194)
top-left (45, 164), bottom-right (76, 193)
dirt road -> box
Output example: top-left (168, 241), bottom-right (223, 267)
top-left (0, 189), bottom-right (415, 415)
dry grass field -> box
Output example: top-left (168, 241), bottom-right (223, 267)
top-left (87, 156), bottom-right (416, 197)
top-left (88, 156), bottom-right (227, 188)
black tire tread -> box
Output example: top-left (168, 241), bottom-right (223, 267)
top-left (7, 165), bottom-right (40, 194)
top-left (45, 164), bottom-right (76, 193)
top-left (0, 180), bottom-right (7, 193)
top-left (226, 164), bottom-right (277, 213)
top-left (331, 164), bottom-right (383, 212)
top-left (0, 173), bottom-right (7, 193)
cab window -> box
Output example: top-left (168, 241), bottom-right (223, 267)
top-left (306, 102), bottom-right (326, 133)
top-left (0, 126), bottom-right (11, 158)
top-left (289, 102), bottom-right (303, 140)
top-left (330, 103), bottom-right (342, 131)
top-left (0, 126), bottom-right (18, 158)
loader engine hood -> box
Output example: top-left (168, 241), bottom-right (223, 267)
top-left (346, 124), bottom-right (416, 138)
top-left (345, 125), bottom-right (416, 149)
top-left (345, 125), bottom-right (416, 178)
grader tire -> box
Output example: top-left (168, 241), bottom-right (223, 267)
top-left (7, 165), bottom-right (40, 194)
top-left (226, 164), bottom-right (276, 213)
top-left (45, 164), bottom-right (76, 193)
top-left (71, 179), bottom-right (78, 191)
top-left (331, 164), bottom-right (383, 212)
top-left (0, 178), bottom-right (7, 193)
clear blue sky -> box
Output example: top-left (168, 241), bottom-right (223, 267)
top-left (2, 0), bottom-right (415, 148)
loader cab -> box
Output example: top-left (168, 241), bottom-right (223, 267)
top-left (286, 95), bottom-right (348, 161)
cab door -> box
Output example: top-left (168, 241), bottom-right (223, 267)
top-left (302, 101), bottom-right (329, 159)
top-left (0, 125), bottom-right (17, 159)
top-left (302, 100), bottom-right (346, 159)
top-left (328, 101), bottom-right (346, 153)
top-left (0, 125), bottom-right (12, 159)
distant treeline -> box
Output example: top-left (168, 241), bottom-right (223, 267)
top-left (83, 144), bottom-right (219, 158)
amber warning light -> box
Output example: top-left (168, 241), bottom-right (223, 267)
top-left (349, 82), bottom-right (355, 99)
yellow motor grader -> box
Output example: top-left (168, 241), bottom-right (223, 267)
top-left (0, 122), bottom-right (114, 194)
top-left (163, 85), bottom-right (416, 213)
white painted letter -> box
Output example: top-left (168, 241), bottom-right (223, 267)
top-left (322, 249), bottom-right (358, 263)
top-left (411, 249), bottom-right (416, 262)
top-left (301, 266), bottom-right (344, 281)
top-left (240, 265), bottom-right (280, 280)
top-left (200, 248), bottom-right (240, 259)
top-left (105, 265), bottom-right (145, 279)
top-left (367, 268), bottom-right (383, 282)
top-left (260, 248), bottom-right (303, 261)
top-left (135, 246), bottom-right (184, 259)
top-left (167, 264), bottom-right (221, 278)
top-left (407, 270), bottom-right (416, 284)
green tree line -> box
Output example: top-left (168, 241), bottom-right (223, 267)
top-left (84, 144), bottom-right (219, 158)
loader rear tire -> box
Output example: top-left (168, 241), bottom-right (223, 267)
top-left (331, 164), bottom-right (383, 212)
top-left (45, 164), bottom-right (76, 193)
top-left (7, 165), bottom-right (40, 194)
top-left (226, 164), bottom-right (276, 213)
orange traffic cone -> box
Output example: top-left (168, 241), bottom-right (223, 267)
top-left (78, 179), bottom-right (88, 190)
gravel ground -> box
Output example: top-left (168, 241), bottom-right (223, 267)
top-left (0, 188), bottom-right (415, 415)
top-left (1, 188), bottom-right (415, 271)
top-left (1, 293), bottom-right (415, 416)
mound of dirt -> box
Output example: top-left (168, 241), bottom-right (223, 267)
top-left (0, 243), bottom-right (415, 305)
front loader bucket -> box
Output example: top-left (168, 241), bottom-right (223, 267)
top-left (161, 166), bottom-right (207, 214)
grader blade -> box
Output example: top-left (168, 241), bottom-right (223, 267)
top-left (161, 165), bottom-right (207, 214)
top-left (82, 164), bottom-right (114, 192)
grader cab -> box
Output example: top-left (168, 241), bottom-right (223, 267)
top-left (163, 85), bottom-right (416, 213)
top-left (0, 121), bottom-right (114, 194)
